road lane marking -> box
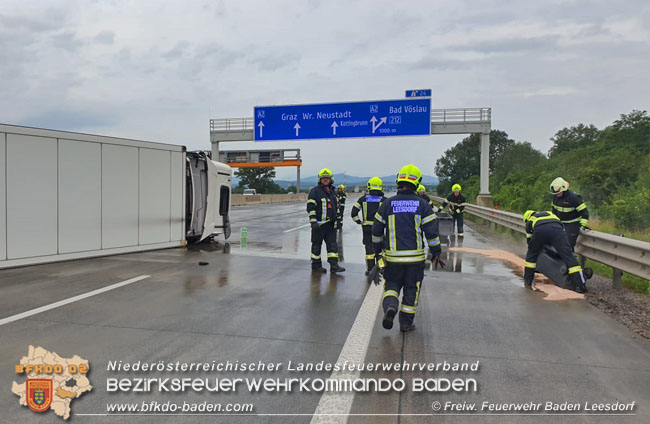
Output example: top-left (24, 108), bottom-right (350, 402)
top-left (0, 275), bottom-right (150, 326)
top-left (310, 283), bottom-right (383, 424)
top-left (283, 223), bottom-right (311, 233)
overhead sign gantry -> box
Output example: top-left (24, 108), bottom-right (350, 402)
top-left (210, 94), bottom-right (493, 205)
top-left (253, 98), bottom-right (431, 141)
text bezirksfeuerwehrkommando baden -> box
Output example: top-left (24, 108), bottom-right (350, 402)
top-left (106, 360), bottom-right (480, 394)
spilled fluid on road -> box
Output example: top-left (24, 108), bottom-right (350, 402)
top-left (449, 247), bottom-right (585, 301)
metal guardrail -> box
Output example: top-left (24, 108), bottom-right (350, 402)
top-left (210, 108), bottom-right (491, 134)
top-left (430, 108), bottom-right (491, 124)
top-left (432, 196), bottom-right (650, 282)
top-left (210, 118), bottom-right (255, 132)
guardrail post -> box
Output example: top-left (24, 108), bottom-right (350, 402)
top-left (612, 268), bottom-right (622, 289)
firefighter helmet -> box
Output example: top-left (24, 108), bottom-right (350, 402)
top-left (550, 177), bottom-right (569, 194)
top-left (318, 168), bottom-right (333, 179)
top-left (396, 164), bottom-right (422, 188)
top-left (338, 184), bottom-right (345, 190)
top-left (367, 177), bottom-right (383, 191)
top-left (452, 183), bottom-right (462, 192)
top-left (417, 184), bottom-right (426, 193)
top-left (523, 210), bottom-right (535, 222)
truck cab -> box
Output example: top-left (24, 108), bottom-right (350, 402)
top-left (185, 151), bottom-right (232, 242)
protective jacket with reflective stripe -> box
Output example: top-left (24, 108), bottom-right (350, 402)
top-left (419, 193), bottom-right (436, 209)
top-left (351, 190), bottom-right (385, 226)
top-left (442, 193), bottom-right (466, 216)
top-left (525, 211), bottom-right (561, 236)
top-left (552, 190), bottom-right (589, 224)
top-left (372, 190), bottom-right (441, 263)
top-left (307, 184), bottom-right (338, 225)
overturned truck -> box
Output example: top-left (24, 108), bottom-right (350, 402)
top-left (0, 124), bottom-right (231, 269)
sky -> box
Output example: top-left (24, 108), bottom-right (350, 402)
top-left (1, 0), bottom-right (648, 180)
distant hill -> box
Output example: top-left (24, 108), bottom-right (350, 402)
top-left (269, 173), bottom-right (439, 189)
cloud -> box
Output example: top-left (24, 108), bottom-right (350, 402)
top-left (162, 41), bottom-right (190, 59)
top-left (51, 31), bottom-right (83, 53)
top-left (0, 12), bottom-right (61, 34)
top-left (459, 36), bottom-right (561, 54)
top-left (248, 52), bottom-right (301, 71)
top-left (0, 0), bottom-right (647, 179)
top-left (522, 87), bottom-right (579, 98)
top-left (94, 31), bottom-right (115, 45)
top-left (18, 108), bottom-right (117, 131)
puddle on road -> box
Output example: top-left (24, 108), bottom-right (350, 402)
top-left (449, 247), bottom-right (584, 301)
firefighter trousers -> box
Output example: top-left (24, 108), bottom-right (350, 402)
top-left (311, 221), bottom-right (339, 269)
top-left (452, 213), bottom-right (464, 236)
top-left (382, 262), bottom-right (425, 328)
top-left (524, 223), bottom-right (585, 290)
top-left (563, 222), bottom-right (581, 251)
top-left (361, 226), bottom-right (376, 271)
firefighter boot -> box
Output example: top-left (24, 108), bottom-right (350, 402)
top-left (330, 262), bottom-right (346, 273)
top-left (400, 323), bottom-right (416, 333)
top-left (570, 272), bottom-right (587, 293)
top-left (382, 306), bottom-right (397, 329)
top-left (524, 279), bottom-right (537, 291)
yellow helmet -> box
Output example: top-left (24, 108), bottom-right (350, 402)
top-left (550, 177), bottom-right (569, 194)
top-left (318, 168), bottom-right (333, 179)
top-left (523, 210), bottom-right (535, 222)
top-left (396, 164), bottom-right (422, 188)
top-left (417, 184), bottom-right (426, 193)
top-left (367, 177), bottom-right (383, 191)
top-left (338, 184), bottom-right (345, 190)
top-left (452, 184), bottom-right (461, 192)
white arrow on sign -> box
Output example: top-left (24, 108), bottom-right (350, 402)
top-left (331, 121), bottom-right (338, 135)
top-left (257, 121), bottom-right (264, 138)
top-left (370, 116), bottom-right (387, 133)
top-left (294, 123), bottom-right (301, 137)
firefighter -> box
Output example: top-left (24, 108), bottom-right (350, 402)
top-left (522, 210), bottom-right (587, 293)
top-left (441, 184), bottom-right (465, 238)
top-left (550, 177), bottom-right (589, 250)
top-left (307, 169), bottom-right (345, 274)
top-left (336, 184), bottom-right (347, 230)
top-left (351, 177), bottom-right (386, 275)
top-left (372, 164), bottom-right (442, 332)
top-left (416, 184), bottom-right (438, 212)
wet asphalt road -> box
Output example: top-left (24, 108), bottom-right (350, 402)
top-left (0, 197), bottom-right (648, 423)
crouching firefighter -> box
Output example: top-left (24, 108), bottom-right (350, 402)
top-left (351, 177), bottom-right (386, 275)
top-left (522, 210), bottom-right (587, 293)
top-left (307, 168), bottom-right (345, 274)
top-left (372, 164), bottom-right (442, 332)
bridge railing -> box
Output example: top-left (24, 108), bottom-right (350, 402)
top-left (432, 196), bottom-right (650, 284)
top-left (430, 108), bottom-right (491, 124)
top-left (210, 118), bottom-right (255, 132)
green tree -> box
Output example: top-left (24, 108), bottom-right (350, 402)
top-left (492, 141), bottom-right (546, 187)
top-left (435, 130), bottom-right (515, 184)
top-left (548, 123), bottom-right (600, 158)
top-left (234, 167), bottom-right (285, 194)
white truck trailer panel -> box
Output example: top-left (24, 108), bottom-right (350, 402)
top-left (0, 124), bottom-right (186, 269)
top-left (0, 132), bottom-right (5, 260)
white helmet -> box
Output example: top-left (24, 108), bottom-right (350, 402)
top-left (550, 177), bottom-right (569, 194)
